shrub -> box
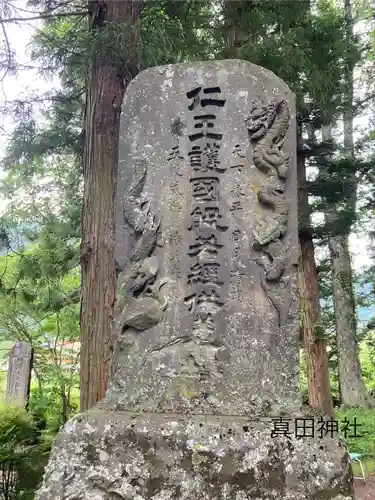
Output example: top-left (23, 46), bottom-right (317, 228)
top-left (0, 403), bottom-right (50, 500)
top-left (28, 384), bottom-right (79, 434)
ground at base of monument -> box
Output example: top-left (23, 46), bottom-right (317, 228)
top-left (37, 410), bottom-right (354, 500)
top-left (355, 475), bottom-right (375, 500)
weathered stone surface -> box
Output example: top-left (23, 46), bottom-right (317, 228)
top-left (6, 341), bottom-right (33, 407)
top-left (36, 60), bottom-right (354, 499)
top-left (37, 410), bottom-right (354, 500)
top-left (107, 59), bottom-right (300, 417)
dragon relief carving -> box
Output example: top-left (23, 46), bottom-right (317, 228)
top-left (116, 159), bottom-right (168, 334)
top-left (245, 99), bottom-right (292, 325)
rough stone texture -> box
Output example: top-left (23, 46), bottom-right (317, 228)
top-left (6, 341), bottom-right (33, 407)
top-left (36, 60), bottom-right (354, 499)
top-left (108, 59), bottom-right (300, 417)
top-left (37, 411), bottom-right (354, 500)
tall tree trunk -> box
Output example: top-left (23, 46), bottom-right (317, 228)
top-left (298, 131), bottom-right (333, 416)
top-left (322, 145), bottom-right (369, 408)
top-left (223, 0), bottom-right (248, 57)
top-left (322, 0), bottom-right (370, 408)
top-left (327, 226), bottom-right (368, 407)
top-left (80, 0), bottom-right (141, 412)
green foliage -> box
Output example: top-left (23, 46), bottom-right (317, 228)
top-left (0, 403), bottom-right (50, 500)
top-left (337, 407), bottom-right (375, 458)
top-left (218, 0), bottom-right (351, 125)
top-left (0, 246), bottom-right (80, 426)
top-left (139, 1), bottom-right (215, 65)
top-left (358, 338), bottom-right (375, 395)
top-left (29, 382), bottom-right (79, 433)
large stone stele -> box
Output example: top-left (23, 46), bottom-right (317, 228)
top-left (36, 60), bottom-right (354, 500)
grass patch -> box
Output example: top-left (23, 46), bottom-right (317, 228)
top-left (336, 408), bottom-right (375, 459)
top-left (352, 458), bottom-right (375, 478)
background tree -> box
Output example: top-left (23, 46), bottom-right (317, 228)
top-left (310, 0), bottom-right (375, 407)
top-left (0, 224), bottom-right (80, 427)
top-left (80, 0), bottom-right (142, 411)
top-left (298, 128), bottom-right (333, 415)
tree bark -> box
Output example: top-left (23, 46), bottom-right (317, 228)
top-left (80, 0), bottom-right (141, 412)
top-left (327, 228), bottom-right (369, 407)
top-left (322, 121), bottom-right (370, 408)
top-left (222, 0), bottom-right (249, 57)
top-left (298, 130), bottom-right (333, 417)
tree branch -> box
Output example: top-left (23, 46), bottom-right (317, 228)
top-left (0, 10), bottom-right (88, 23)
top-left (0, 17), bottom-right (14, 82)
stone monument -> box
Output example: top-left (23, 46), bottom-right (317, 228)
top-left (37, 60), bottom-right (354, 500)
top-left (6, 341), bottom-right (33, 407)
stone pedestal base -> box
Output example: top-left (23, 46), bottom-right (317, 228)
top-left (37, 410), bottom-right (354, 500)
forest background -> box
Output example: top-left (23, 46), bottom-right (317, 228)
top-left (0, 0), bottom-right (374, 497)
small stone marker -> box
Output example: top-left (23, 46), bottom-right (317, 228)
top-left (37, 61), bottom-right (354, 500)
top-left (6, 341), bottom-right (33, 407)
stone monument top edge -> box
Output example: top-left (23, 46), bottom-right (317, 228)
top-left (124, 58), bottom-right (294, 97)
